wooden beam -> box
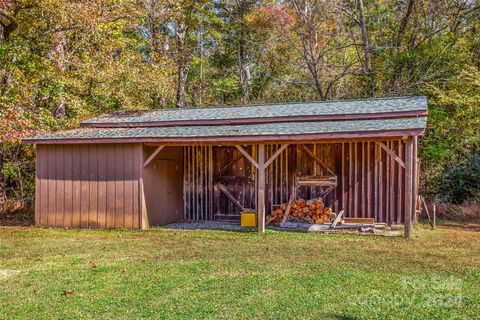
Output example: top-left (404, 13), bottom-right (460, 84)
top-left (281, 188), bottom-right (296, 222)
top-left (301, 145), bottom-right (335, 175)
top-left (412, 135), bottom-right (419, 227)
top-left (27, 130), bottom-right (427, 145)
top-left (264, 144), bottom-right (288, 168)
top-left (341, 143), bottom-right (345, 211)
top-left (209, 146), bottom-right (214, 220)
top-left (257, 144), bottom-right (266, 232)
top-left (404, 137), bottom-right (413, 238)
top-left (296, 175), bottom-right (337, 187)
top-left (397, 140), bottom-right (403, 224)
top-left (331, 210), bottom-right (344, 229)
top-left (367, 141), bottom-right (372, 217)
top-left (348, 142), bottom-right (353, 216)
top-left (377, 141), bottom-right (405, 168)
top-left (141, 136), bottom-right (420, 148)
top-left (235, 145), bottom-right (258, 169)
top-left (374, 142), bottom-right (379, 222)
top-left (354, 142), bottom-right (358, 218)
top-left (143, 145), bottom-right (164, 167)
top-left (215, 182), bottom-right (244, 211)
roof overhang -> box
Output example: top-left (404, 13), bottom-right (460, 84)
top-left (23, 128), bottom-right (425, 145)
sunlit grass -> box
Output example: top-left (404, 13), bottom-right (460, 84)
top-left (0, 223), bottom-right (479, 319)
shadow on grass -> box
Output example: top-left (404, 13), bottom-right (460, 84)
top-left (438, 222), bottom-right (480, 232)
top-left (0, 211), bottom-right (34, 227)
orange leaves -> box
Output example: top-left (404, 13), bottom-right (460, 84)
top-left (0, 107), bottom-right (35, 144)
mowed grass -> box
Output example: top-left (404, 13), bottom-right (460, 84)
top-left (0, 224), bottom-right (479, 320)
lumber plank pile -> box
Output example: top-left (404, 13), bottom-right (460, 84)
top-left (266, 198), bottom-right (336, 226)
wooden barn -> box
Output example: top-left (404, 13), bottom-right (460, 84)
top-left (24, 96), bottom-right (428, 237)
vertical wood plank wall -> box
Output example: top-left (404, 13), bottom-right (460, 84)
top-left (35, 143), bottom-right (142, 228)
top-left (183, 140), bottom-right (413, 224)
top-left (183, 146), bottom-right (214, 220)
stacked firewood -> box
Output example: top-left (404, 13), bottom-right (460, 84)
top-left (266, 198), bottom-right (336, 226)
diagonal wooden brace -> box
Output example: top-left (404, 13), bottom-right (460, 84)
top-left (301, 145), bottom-right (335, 176)
top-left (235, 145), bottom-right (258, 168)
top-left (264, 144), bottom-right (289, 168)
top-left (377, 142), bottom-right (405, 168)
top-left (143, 145), bottom-right (164, 167)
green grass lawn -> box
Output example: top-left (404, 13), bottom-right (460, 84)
top-left (0, 223), bottom-right (479, 320)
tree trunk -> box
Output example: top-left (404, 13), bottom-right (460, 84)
top-left (176, 59), bottom-right (191, 108)
top-left (358, 0), bottom-right (375, 97)
top-left (0, 148), bottom-right (5, 206)
top-left (0, 9), bottom-right (18, 44)
top-left (391, 0), bottom-right (416, 94)
top-left (238, 29), bottom-right (251, 104)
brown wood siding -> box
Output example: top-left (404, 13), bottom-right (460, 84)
top-left (35, 143), bottom-right (142, 228)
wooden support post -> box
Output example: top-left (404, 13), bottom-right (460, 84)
top-left (404, 137), bottom-right (414, 238)
top-left (361, 142), bottom-right (366, 217)
top-left (374, 142), bottom-right (379, 221)
top-left (209, 146), bottom-right (213, 220)
top-left (183, 146), bottom-right (187, 219)
top-left (341, 143), bottom-right (345, 211)
top-left (397, 140), bottom-right (403, 224)
top-left (348, 142), bottom-right (353, 216)
top-left (412, 136), bottom-right (418, 227)
top-left (389, 141), bottom-right (395, 223)
top-left (354, 142), bottom-right (358, 218)
top-left (257, 144), bottom-right (266, 232)
top-left (367, 141), bottom-right (372, 217)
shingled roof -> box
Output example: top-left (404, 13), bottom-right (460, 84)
top-left (24, 96), bottom-right (428, 144)
top-left (81, 96), bottom-right (427, 127)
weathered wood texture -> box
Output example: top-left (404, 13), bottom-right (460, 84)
top-left (183, 139), bottom-right (416, 224)
top-left (35, 143), bottom-right (142, 228)
top-left (183, 146), bottom-right (215, 220)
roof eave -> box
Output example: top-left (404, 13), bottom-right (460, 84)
top-left (23, 128), bottom-right (425, 145)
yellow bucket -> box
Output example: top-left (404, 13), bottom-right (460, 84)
top-left (240, 212), bottom-right (257, 227)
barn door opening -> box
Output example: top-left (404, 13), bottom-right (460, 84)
top-left (212, 146), bottom-right (256, 221)
top-left (142, 146), bottom-right (184, 227)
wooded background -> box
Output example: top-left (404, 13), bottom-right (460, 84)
top-left (0, 0), bottom-right (479, 215)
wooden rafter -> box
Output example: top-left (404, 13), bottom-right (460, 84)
top-left (377, 142), bottom-right (405, 168)
top-left (143, 145), bottom-right (164, 167)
